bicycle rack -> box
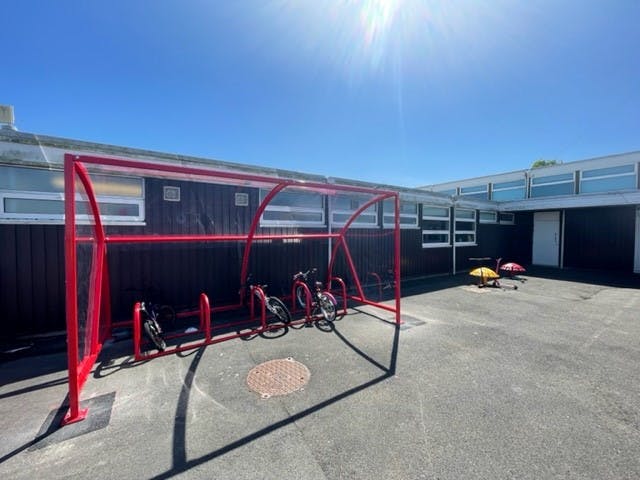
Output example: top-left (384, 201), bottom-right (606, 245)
top-left (134, 293), bottom-right (214, 361)
top-left (248, 285), bottom-right (270, 330)
top-left (291, 280), bottom-right (315, 322)
top-left (200, 293), bottom-right (211, 342)
top-left (291, 278), bottom-right (345, 323)
top-left (329, 276), bottom-right (348, 316)
top-left (366, 272), bottom-right (383, 301)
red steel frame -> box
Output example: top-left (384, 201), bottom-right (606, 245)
top-left (63, 153), bottom-right (402, 424)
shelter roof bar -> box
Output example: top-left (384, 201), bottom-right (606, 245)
top-left (73, 155), bottom-right (397, 196)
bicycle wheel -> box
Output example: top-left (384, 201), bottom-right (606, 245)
top-left (295, 285), bottom-right (307, 309)
top-left (261, 297), bottom-right (291, 339)
top-left (143, 318), bottom-right (166, 351)
top-left (318, 294), bottom-right (336, 322)
top-left (266, 297), bottom-right (291, 325)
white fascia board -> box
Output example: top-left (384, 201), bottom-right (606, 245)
top-left (499, 190), bottom-right (640, 211)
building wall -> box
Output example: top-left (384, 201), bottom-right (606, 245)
top-left (0, 181), bottom-right (537, 339)
top-left (107, 177), bottom-right (332, 323)
top-left (563, 206), bottom-right (635, 271)
top-left (0, 224), bottom-right (66, 338)
top-left (454, 213), bottom-right (533, 273)
top-left (3, 133), bottom-right (639, 340)
top-left (1, 177), bottom-right (452, 337)
top-left (5, 175), bottom-right (633, 340)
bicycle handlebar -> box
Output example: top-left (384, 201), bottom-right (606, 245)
top-left (293, 268), bottom-right (317, 281)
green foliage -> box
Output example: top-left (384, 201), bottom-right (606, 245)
top-left (531, 159), bottom-right (559, 169)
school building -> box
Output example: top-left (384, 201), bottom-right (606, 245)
top-left (1, 117), bottom-right (639, 341)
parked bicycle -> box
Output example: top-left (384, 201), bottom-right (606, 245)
top-left (245, 274), bottom-right (291, 333)
top-left (292, 268), bottom-right (337, 323)
top-left (139, 301), bottom-right (175, 351)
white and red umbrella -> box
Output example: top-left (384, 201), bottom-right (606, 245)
top-left (499, 261), bottom-right (526, 282)
top-left (499, 262), bottom-right (526, 274)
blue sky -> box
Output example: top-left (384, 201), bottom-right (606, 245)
top-left (2, 1), bottom-right (639, 186)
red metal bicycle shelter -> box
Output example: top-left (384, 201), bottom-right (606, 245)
top-left (63, 153), bottom-right (401, 425)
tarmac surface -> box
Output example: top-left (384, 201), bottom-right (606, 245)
top-left (1, 268), bottom-right (640, 479)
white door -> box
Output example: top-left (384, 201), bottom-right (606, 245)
top-left (634, 208), bottom-right (640, 273)
top-left (532, 211), bottom-right (560, 266)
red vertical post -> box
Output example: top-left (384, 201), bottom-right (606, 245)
top-left (200, 293), bottom-right (211, 342)
top-left (62, 155), bottom-right (87, 425)
top-left (133, 303), bottom-right (142, 361)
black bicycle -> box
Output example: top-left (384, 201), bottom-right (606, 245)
top-left (292, 268), bottom-right (337, 323)
top-left (139, 301), bottom-right (176, 351)
top-left (245, 275), bottom-right (291, 334)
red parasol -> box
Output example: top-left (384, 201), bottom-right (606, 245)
top-left (499, 262), bottom-right (525, 273)
top-left (498, 261), bottom-right (526, 283)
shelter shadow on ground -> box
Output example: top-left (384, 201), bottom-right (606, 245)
top-left (155, 320), bottom-right (400, 480)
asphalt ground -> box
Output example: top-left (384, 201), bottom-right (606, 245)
top-left (1, 268), bottom-right (640, 479)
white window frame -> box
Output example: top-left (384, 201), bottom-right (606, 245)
top-left (382, 199), bottom-right (419, 229)
top-left (459, 184), bottom-right (488, 200)
top-left (259, 189), bottom-right (326, 228)
top-left (479, 210), bottom-right (498, 224)
top-left (0, 166), bottom-right (145, 224)
top-left (454, 208), bottom-right (476, 246)
top-left (579, 163), bottom-right (636, 194)
top-left (0, 191), bottom-right (144, 223)
top-left (435, 188), bottom-right (457, 196)
top-left (530, 172), bottom-right (575, 198)
top-left (421, 205), bottom-right (451, 248)
top-left (491, 179), bottom-right (526, 201)
top-left (331, 194), bottom-right (378, 228)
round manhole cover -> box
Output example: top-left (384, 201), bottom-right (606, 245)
top-left (247, 358), bottom-right (310, 398)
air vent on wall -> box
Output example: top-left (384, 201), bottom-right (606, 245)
top-left (235, 192), bottom-right (249, 207)
top-left (163, 186), bottom-right (181, 202)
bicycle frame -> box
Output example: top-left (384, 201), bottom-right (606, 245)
top-left (245, 278), bottom-right (292, 329)
top-left (292, 270), bottom-right (337, 322)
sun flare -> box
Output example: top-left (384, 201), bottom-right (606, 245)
top-left (360, 0), bottom-right (401, 47)
top-left (263, 0), bottom-right (521, 83)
